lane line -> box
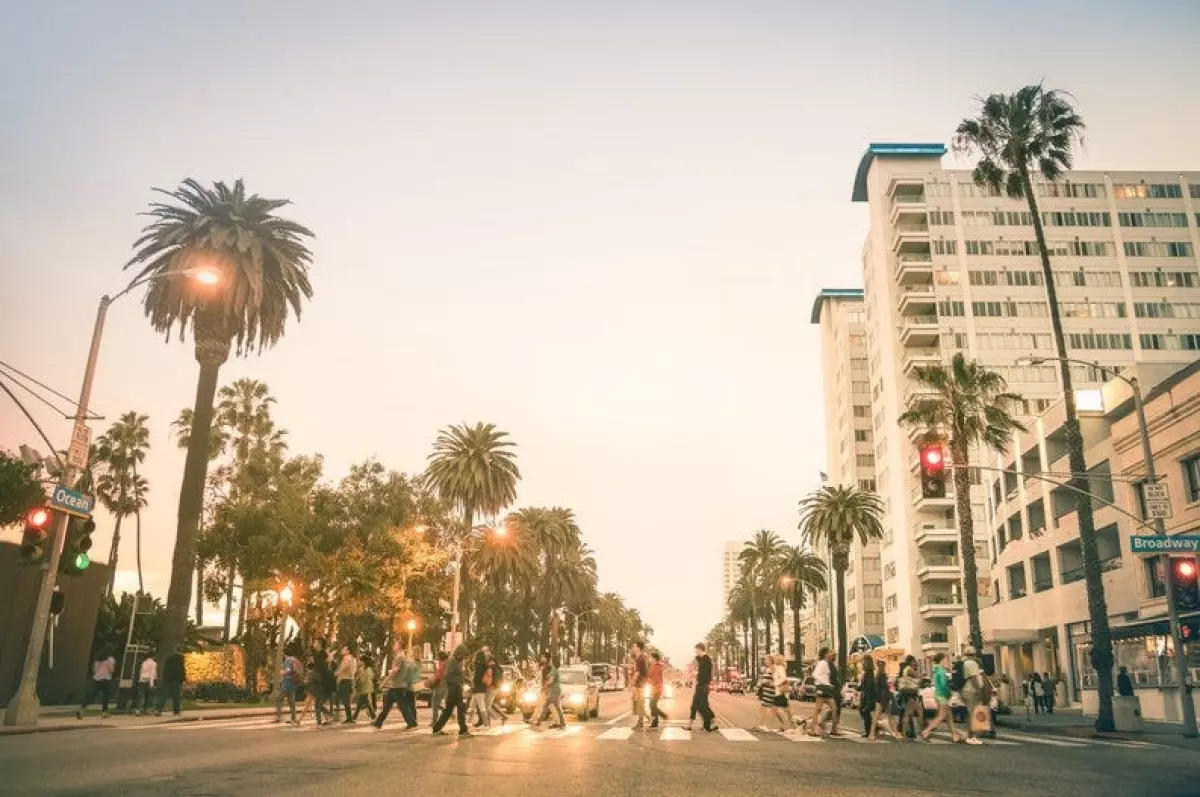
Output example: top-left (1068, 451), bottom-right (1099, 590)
top-left (660, 727), bottom-right (691, 741)
top-left (605, 711), bottom-right (631, 726)
top-left (993, 732), bottom-right (1084, 748)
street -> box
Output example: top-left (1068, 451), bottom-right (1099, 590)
top-left (1, 690), bottom-right (1195, 797)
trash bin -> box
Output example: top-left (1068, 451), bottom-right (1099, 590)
top-left (1112, 695), bottom-right (1144, 732)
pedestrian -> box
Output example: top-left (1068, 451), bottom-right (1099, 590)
top-left (486, 653), bottom-right (507, 727)
top-left (686, 642), bottom-right (717, 732)
top-left (1117, 666), bottom-right (1134, 697)
top-left (77, 649), bottom-right (116, 720)
top-left (533, 652), bottom-right (566, 729)
top-left (827, 648), bottom-right (843, 735)
top-left (353, 654), bottom-right (377, 722)
top-left (868, 657), bottom-right (898, 741)
top-left (471, 646), bottom-right (492, 729)
top-left (897, 655), bottom-right (924, 739)
top-left (335, 645), bottom-right (357, 723)
top-left (157, 645), bottom-right (186, 717)
top-left (134, 652), bottom-right (157, 716)
top-left (431, 644), bottom-right (472, 737)
top-left (648, 650), bottom-right (669, 728)
top-left (400, 647), bottom-right (421, 728)
top-left (1030, 672), bottom-right (1045, 715)
top-left (807, 647), bottom-right (836, 737)
top-left (1042, 671), bottom-right (1057, 714)
top-left (629, 642), bottom-right (649, 730)
top-left (959, 646), bottom-right (987, 744)
top-left (754, 654), bottom-right (783, 732)
top-left (306, 639), bottom-right (333, 726)
top-left (374, 649), bottom-right (408, 730)
top-left (276, 649), bottom-right (301, 724)
top-left (858, 656), bottom-right (877, 738)
top-left (430, 651), bottom-right (449, 722)
top-left (768, 653), bottom-right (792, 731)
top-left (920, 652), bottom-right (964, 742)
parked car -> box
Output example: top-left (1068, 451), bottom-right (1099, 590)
top-left (840, 682), bottom-right (859, 708)
top-left (728, 679), bottom-right (745, 695)
top-left (798, 677), bottom-right (817, 701)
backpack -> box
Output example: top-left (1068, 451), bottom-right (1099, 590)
top-left (950, 660), bottom-right (966, 693)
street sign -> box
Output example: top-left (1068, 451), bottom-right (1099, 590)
top-left (1143, 482), bottom-right (1169, 501)
top-left (1146, 499), bottom-right (1173, 520)
top-left (67, 425), bottom-right (92, 470)
top-left (1130, 535), bottom-right (1200, 555)
top-left (48, 484), bottom-right (95, 517)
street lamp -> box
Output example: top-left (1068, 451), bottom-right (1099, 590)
top-left (269, 581), bottom-right (295, 703)
top-left (1016, 354), bottom-right (1197, 738)
top-left (4, 266), bottom-right (222, 728)
top-left (406, 618), bottom-right (419, 650)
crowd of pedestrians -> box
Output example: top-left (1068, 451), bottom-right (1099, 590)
top-left (76, 645), bottom-right (187, 720)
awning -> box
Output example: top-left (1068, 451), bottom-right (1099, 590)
top-left (987, 629), bottom-right (1040, 644)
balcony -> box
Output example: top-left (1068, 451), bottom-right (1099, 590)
top-left (920, 631), bottom-right (949, 652)
top-left (891, 224), bottom-right (931, 254)
top-left (907, 422), bottom-right (946, 444)
top-left (894, 253), bottom-right (934, 285)
top-left (917, 555), bottom-right (961, 580)
top-left (918, 593), bottom-right (963, 618)
top-left (903, 384), bottom-right (940, 411)
top-left (897, 284), bottom-right (937, 315)
top-left (913, 523), bottom-right (958, 547)
top-left (889, 194), bottom-right (928, 226)
top-left (912, 484), bottom-right (955, 511)
top-left (902, 347), bottom-right (941, 376)
top-left (899, 315), bottom-right (940, 348)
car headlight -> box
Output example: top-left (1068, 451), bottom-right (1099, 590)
top-left (569, 693), bottom-right (584, 705)
top-left (522, 690), bottom-right (538, 703)
top-left (500, 683), bottom-right (512, 694)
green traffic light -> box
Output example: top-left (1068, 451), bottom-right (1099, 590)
top-left (74, 552), bottom-right (90, 570)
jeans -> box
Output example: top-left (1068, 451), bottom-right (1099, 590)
top-left (375, 688), bottom-right (412, 727)
top-left (353, 693), bottom-right (376, 721)
top-left (157, 682), bottom-right (182, 715)
top-left (82, 679), bottom-right (113, 713)
top-left (649, 691), bottom-right (668, 724)
top-left (486, 690), bottom-right (506, 722)
top-left (472, 691), bottom-right (491, 726)
top-left (276, 687), bottom-right (297, 722)
top-left (689, 684), bottom-right (714, 729)
top-left (431, 685), bottom-right (446, 720)
top-left (631, 688), bottom-right (646, 726)
top-left (537, 692), bottom-right (565, 726)
top-left (400, 689), bottom-right (417, 726)
top-left (135, 681), bottom-right (156, 713)
top-left (432, 685), bottom-right (468, 733)
top-left (337, 679), bottom-right (354, 721)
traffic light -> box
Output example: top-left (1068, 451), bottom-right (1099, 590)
top-left (60, 516), bottom-right (95, 576)
top-left (918, 444), bottom-right (947, 499)
top-left (20, 506), bottom-right (53, 565)
top-left (1171, 556), bottom-right (1199, 613)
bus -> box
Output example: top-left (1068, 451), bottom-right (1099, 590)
top-left (591, 662), bottom-right (625, 692)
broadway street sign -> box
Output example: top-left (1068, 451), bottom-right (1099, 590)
top-left (1130, 536), bottom-right (1200, 555)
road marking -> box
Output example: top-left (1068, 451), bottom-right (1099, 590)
top-left (606, 711), bottom-right (631, 726)
top-left (984, 739), bottom-right (1020, 746)
top-left (166, 718), bottom-right (279, 731)
top-left (598, 727), bottom-right (634, 741)
top-left (998, 732), bottom-right (1085, 748)
top-left (719, 728), bottom-right (758, 742)
top-left (660, 727), bottom-right (691, 741)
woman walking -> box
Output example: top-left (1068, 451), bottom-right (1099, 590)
top-left (768, 654), bottom-right (792, 731)
top-left (353, 654), bottom-right (377, 722)
top-left (897, 655), bottom-right (924, 740)
top-left (858, 657), bottom-right (877, 738)
top-left (867, 657), bottom-right (898, 741)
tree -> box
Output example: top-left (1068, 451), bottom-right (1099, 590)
top-left (798, 485), bottom-right (883, 676)
top-left (779, 545), bottom-right (827, 663)
top-left (739, 530), bottom-right (786, 658)
top-left (171, 409), bottom-right (228, 626)
top-left (94, 412), bottom-right (152, 594)
top-left (128, 177), bottom-right (315, 659)
top-left (899, 353), bottom-right (1025, 652)
top-left (423, 422), bottom-right (520, 644)
top-left (953, 86), bottom-right (1116, 731)
top-left (0, 449), bottom-right (45, 526)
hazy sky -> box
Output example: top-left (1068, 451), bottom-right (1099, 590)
top-left (3, 1), bottom-right (1199, 662)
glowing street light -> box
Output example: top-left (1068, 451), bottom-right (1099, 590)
top-left (406, 617), bottom-right (420, 649)
top-left (280, 582), bottom-right (294, 606)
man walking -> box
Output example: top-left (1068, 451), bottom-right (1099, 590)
top-left (431, 644), bottom-right (472, 737)
top-left (335, 645), bottom-right (357, 723)
top-left (532, 653), bottom-right (565, 729)
top-left (374, 649), bottom-right (410, 730)
top-left (157, 645), bottom-right (186, 717)
top-left (400, 648), bottom-right (421, 728)
top-left (430, 651), bottom-right (449, 721)
top-left (77, 649), bottom-right (116, 719)
top-left (629, 642), bottom-right (649, 730)
top-left (134, 652), bottom-right (157, 716)
top-left (648, 650), bottom-right (669, 729)
top-left (687, 643), bottom-right (717, 732)
top-left (486, 652), bottom-right (507, 727)
top-left (276, 649), bottom-right (300, 724)
top-left (1042, 671), bottom-right (1057, 714)
top-left (471, 646), bottom-right (493, 729)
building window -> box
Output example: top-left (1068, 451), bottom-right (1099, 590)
top-left (886, 627), bottom-right (899, 644)
top-left (854, 429), bottom-right (870, 443)
top-left (885, 594), bottom-right (898, 611)
top-left (856, 454), bottom-right (875, 468)
top-left (1113, 183), bottom-right (1183, 199)
top-left (1145, 556), bottom-right (1168, 599)
top-left (883, 562), bottom-right (896, 581)
top-left (1129, 270), bottom-right (1199, 288)
top-left (846, 586), bottom-right (856, 603)
top-left (1124, 241), bottom-right (1194, 258)
top-left (1184, 455), bottom-right (1200, 502)
top-left (1118, 211), bottom-right (1189, 228)
top-left (858, 478), bottom-right (877, 492)
top-left (852, 404), bottom-right (869, 418)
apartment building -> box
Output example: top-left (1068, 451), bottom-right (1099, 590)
top-left (721, 540), bottom-right (743, 611)
top-left (850, 142), bottom-right (1200, 665)
top-left (953, 360), bottom-right (1200, 722)
top-left (810, 289), bottom-right (885, 657)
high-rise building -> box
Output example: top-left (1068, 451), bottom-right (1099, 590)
top-left (721, 540), bottom-right (743, 610)
top-left (846, 143), bottom-right (1200, 667)
top-left (810, 289), bottom-right (885, 656)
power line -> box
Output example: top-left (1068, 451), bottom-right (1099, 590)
top-left (0, 371), bottom-right (74, 418)
top-left (0, 359), bottom-right (102, 419)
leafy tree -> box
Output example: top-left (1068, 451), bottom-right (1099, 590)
top-left (0, 449), bottom-right (46, 527)
top-left (128, 178), bottom-right (314, 659)
top-left (953, 85), bottom-right (1117, 731)
top-left (899, 353), bottom-right (1025, 652)
top-left (798, 485), bottom-right (884, 676)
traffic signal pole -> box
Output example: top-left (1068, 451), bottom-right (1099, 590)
top-left (4, 296), bottom-right (109, 727)
top-left (1129, 378), bottom-right (1197, 738)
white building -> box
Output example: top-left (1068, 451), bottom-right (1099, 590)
top-left (849, 143), bottom-right (1200, 669)
top-left (809, 289), bottom-right (885, 657)
top-left (952, 360), bottom-right (1200, 723)
top-left (721, 540), bottom-right (743, 611)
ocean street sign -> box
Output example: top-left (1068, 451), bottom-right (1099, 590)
top-left (1130, 536), bottom-right (1200, 555)
top-left (49, 484), bottom-right (95, 517)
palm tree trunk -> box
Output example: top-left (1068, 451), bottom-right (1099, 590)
top-left (763, 609), bottom-right (773, 660)
top-left (159, 349), bottom-right (225, 658)
top-left (776, 604), bottom-right (785, 655)
top-left (791, 603), bottom-right (802, 663)
top-left (749, 606), bottom-right (758, 679)
top-left (236, 587), bottom-right (248, 639)
top-left (741, 622), bottom-right (749, 673)
top-left (833, 554), bottom-right (849, 678)
top-left (223, 564), bottom-right (236, 642)
top-left (194, 555), bottom-right (205, 626)
top-left (1021, 166), bottom-right (1114, 731)
top-left (134, 506), bottom-right (144, 594)
top-left (952, 442), bottom-right (982, 651)
top-left (105, 515), bottom-right (125, 596)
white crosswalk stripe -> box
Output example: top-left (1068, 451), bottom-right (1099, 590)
top-left (597, 727), bottom-right (633, 741)
top-left (718, 728), bottom-right (757, 742)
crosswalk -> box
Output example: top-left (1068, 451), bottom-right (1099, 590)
top-left (125, 715), bottom-right (1162, 751)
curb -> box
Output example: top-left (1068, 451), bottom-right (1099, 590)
top-left (1, 708), bottom-right (277, 736)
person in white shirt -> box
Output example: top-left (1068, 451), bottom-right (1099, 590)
top-left (77, 650), bottom-right (116, 719)
top-left (807, 647), bottom-right (836, 737)
top-left (135, 654), bottom-right (158, 716)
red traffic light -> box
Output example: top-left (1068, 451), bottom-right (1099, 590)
top-left (27, 507), bottom-right (51, 528)
top-left (920, 446), bottom-right (945, 473)
top-left (1175, 559), bottom-right (1197, 581)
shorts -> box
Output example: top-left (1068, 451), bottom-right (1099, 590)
top-left (772, 694), bottom-right (788, 708)
top-left (935, 695), bottom-right (950, 707)
top-left (815, 684), bottom-right (835, 699)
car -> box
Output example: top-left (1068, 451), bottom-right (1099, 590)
top-left (841, 682), bottom-right (859, 708)
top-left (728, 679), bottom-right (745, 695)
top-left (493, 665), bottom-right (522, 714)
top-left (415, 660), bottom-right (438, 707)
top-left (786, 677), bottom-right (803, 700)
top-left (798, 677), bottom-right (817, 701)
top-left (560, 667), bottom-right (601, 720)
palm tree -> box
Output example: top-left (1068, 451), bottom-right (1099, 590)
top-left (899, 353), bottom-right (1025, 652)
top-left (953, 86), bottom-right (1117, 731)
top-left (95, 412), bottom-right (152, 594)
top-left (739, 530), bottom-right (786, 657)
top-left (727, 580), bottom-right (759, 678)
top-left (423, 422), bottom-right (521, 645)
top-left (779, 545), bottom-right (827, 663)
top-left (798, 485), bottom-right (884, 676)
top-left (128, 178), bottom-right (314, 657)
top-left (171, 409), bottom-right (228, 626)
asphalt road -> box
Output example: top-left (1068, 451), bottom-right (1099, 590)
top-left (1, 689), bottom-right (1195, 797)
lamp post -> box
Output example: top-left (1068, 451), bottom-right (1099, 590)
top-left (4, 267), bottom-right (221, 728)
top-left (406, 618), bottom-right (419, 651)
top-left (1017, 354), bottom-right (1196, 738)
top-left (269, 582), bottom-right (294, 704)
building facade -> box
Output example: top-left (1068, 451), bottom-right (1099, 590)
top-left (810, 289), bottom-right (885, 658)
top-left (721, 540), bottom-right (742, 612)
top-left (849, 143), bottom-right (1200, 665)
top-left (953, 360), bottom-right (1200, 722)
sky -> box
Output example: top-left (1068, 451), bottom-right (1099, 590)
top-left (2, 1), bottom-right (1199, 663)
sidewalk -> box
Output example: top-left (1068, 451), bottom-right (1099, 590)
top-left (996, 706), bottom-right (1199, 748)
top-left (1, 704), bottom-right (277, 737)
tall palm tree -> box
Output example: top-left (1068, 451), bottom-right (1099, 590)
top-left (798, 485), bottom-right (884, 676)
top-left (899, 354), bottom-right (1025, 652)
top-left (128, 178), bottom-right (314, 657)
top-left (727, 580), bottom-right (759, 678)
top-left (740, 530), bottom-right (786, 657)
top-left (779, 545), bottom-right (827, 663)
top-left (95, 412), bottom-right (152, 594)
top-left (424, 422), bottom-right (520, 645)
top-left (171, 408), bottom-right (228, 626)
top-left (953, 86), bottom-right (1117, 732)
